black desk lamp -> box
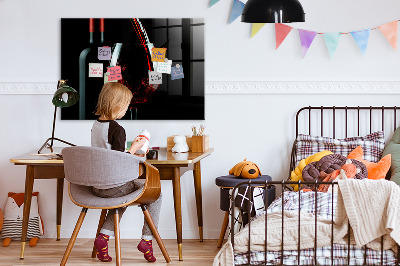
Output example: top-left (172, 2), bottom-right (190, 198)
top-left (241, 0), bottom-right (305, 23)
top-left (38, 80), bottom-right (79, 154)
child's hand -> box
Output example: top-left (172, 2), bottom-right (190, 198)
top-left (129, 137), bottom-right (147, 155)
top-left (134, 148), bottom-right (149, 157)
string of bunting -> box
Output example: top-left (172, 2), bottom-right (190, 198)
top-left (209, 0), bottom-right (399, 58)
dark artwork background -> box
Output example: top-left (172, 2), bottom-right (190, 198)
top-left (61, 18), bottom-right (205, 120)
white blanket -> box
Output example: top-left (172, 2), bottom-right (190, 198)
top-left (335, 178), bottom-right (399, 251)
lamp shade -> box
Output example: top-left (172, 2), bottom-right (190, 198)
top-left (241, 0), bottom-right (305, 23)
top-left (52, 83), bottom-right (79, 108)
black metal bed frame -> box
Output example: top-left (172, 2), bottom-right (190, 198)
top-left (230, 106), bottom-right (400, 266)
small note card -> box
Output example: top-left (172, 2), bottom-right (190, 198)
top-left (98, 46), bottom-right (111, 60)
top-left (171, 65), bottom-right (184, 80)
top-left (149, 71), bottom-right (162, 84)
top-left (151, 48), bottom-right (167, 62)
top-left (107, 66), bottom-right (122, 81)
top-left (156, 60), bottom-right (172, 74)
top-left (89, 63), bottom-right (103, 77)
top-left (104, 72), bottom-right (117, 83)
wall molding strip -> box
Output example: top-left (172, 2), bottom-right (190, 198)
top-left (1, 81), bottom-right (400, 95)
top-left (206, 81), bottom-right (400, 94)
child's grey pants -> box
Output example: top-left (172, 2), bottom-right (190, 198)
top-left (92, 179), bottom-right (162, 240)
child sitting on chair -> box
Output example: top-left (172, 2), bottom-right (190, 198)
top-left (91, 82), bottom-right (162, 263)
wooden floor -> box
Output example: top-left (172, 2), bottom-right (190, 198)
top-left (0, 239), bottom-right (221, 265)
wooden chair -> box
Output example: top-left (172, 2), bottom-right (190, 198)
top-left (60, 146), bottom-right (171, 265)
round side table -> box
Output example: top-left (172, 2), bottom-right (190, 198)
top-left (215, 175), bottom-right (275, 248)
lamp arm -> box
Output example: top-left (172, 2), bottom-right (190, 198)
top-left (50, 105), bottom-right (57, 148)
top-left (37, 79), bottom-right (77, 154)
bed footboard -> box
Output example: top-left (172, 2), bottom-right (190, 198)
top-left (230, 180), bottom-right (400, 266)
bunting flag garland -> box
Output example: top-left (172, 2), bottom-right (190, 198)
top-left (298, 29), bottom-right (317, 58)
top-left (323, 33), bottom-right (341, 58)
top-left (208, 3), bottom-right (400, 58)
top-left (275, 23), bottom-right (293, 49)
top-left (351, 29), bottom-right (370, 55)
top-left (209, 0), bottom-right (220, 7)
top-left (378, 21), bottom-right (397, 50)
top-left (229, 0), bottom-right (245, 24)
top-left (251, 23), bottom-right (266, 38)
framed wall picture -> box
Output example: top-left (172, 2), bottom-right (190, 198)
top-left (61, 18), bottom-right (205, 120)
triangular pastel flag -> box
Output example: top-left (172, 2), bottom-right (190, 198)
top-left (378, 21), bottom-right (397, 50)
top-left (275, 23), bottom-right (293, 49)
top-left (323, 33), bottom-right (341, 58)
top-left (351, 29), bottom-right (370, 55)
top-left (298, 29), bottom-right (317, 58)
top-left (229, 0), bottom-right (245, 24)
top-left (251, 23), bottom-right (265, 38)
top-left (209, 0), bottom-right (220, 7)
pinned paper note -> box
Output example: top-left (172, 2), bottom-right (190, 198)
top-left (171, 65), bottom-right (184, 80)
top-left (98, 47), bottom-right (111, 60)
top-left (104, 72), bottom-right (117, 83)
top-left (156, 60), bottom-right (172, 74)
top-left (89, 63), bottom-right (103, 77)
top-left (151, 48), bottom-right (167, 62)
top-left (149, 71), bottom-right (162, 84)
top-left (107, 66), bottom-right (122, 81)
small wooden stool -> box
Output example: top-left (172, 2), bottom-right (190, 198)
top-left (215, 175), bottom-right (275, 248)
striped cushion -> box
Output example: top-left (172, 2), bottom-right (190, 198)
top-left (1, 217), bottom-right (41, 240)
top-left (295, 131), bottom-right (385, 167)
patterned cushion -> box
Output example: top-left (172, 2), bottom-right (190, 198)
top-left (295, 131), bottom-right (385, 166)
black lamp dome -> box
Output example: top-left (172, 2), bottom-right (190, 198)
top-left (241, 0), bottom-right (305, 23)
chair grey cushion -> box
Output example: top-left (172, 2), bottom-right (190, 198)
top-left (62, 146), bottom-right (145, 188)
top-left (69, 180), bottom-right (145, 208)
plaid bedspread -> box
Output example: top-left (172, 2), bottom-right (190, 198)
top-left (234, 191), bottom-right (397, 265)
top-left (234, 244), bottom-right (397, 265)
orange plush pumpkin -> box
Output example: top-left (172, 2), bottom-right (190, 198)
top-left (229, 159), bottom-right (261, 179)
top-left (347, 146), bottom-right (391, 180)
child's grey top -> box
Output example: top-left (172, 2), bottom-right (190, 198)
top-left (91, 119), bottom-right (141, 189)
top-left (91, 119), bottom-right (126, 152)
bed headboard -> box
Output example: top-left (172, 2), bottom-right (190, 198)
top-left (290, 106), bottom-right (400, 179)
top-left (295, 106), bottom-right (400, 138)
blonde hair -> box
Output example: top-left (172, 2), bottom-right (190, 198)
top-left (95, 82), bottom-right (133, 120)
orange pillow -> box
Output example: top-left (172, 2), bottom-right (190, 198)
top-left (347, 146), bottom-right (391, 180)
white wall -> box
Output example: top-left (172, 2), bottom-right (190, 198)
top-left (1, 0), bottom-right (400, 240)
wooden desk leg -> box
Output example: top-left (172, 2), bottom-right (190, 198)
top-left (20, 165), bottom-right (35, 259)
top-left (172, 167), bottom-right (183, 261)
top-left (193, 161), bottom-right (204, 242)
top-left (56, 178), bottom-right (64, 241)
top-left (217, 211), bottom-right (230, 248)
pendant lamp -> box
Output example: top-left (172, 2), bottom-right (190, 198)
top-left (241, 0), bottom-right (305, 23)
top-left (38, 80), bottom-right (79, 154)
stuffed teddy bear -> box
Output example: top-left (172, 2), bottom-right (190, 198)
top-left (229, 159), bottom-right (261, 179)
top-left (1, 192), bottom-right (44, 247)
top-left (172, 135), bottom-right (189, 153)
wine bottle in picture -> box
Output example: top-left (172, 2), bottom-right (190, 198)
top-left (78, 18), bottom-right (106, 120)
